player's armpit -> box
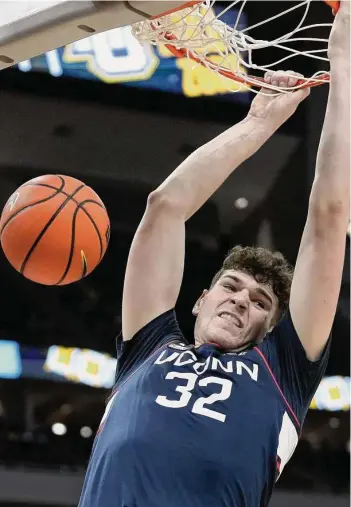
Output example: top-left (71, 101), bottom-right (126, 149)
top-left (122, 192), bottom-right (185, 341)
top-left (289, 207), bottom-right (347, 362)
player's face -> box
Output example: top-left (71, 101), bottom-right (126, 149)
top-left (193, 270), bottom-right (279, 351)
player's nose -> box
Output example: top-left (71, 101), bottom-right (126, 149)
top-left (230, 290), bottom-right (249, 312)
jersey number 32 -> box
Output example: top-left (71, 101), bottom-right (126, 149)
top-left (155, 372), bottom-right (232, 423)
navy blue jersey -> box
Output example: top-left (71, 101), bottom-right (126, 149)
top-left (78, 310), bottom-right (330, 507)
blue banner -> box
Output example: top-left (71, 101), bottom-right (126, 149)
top-left (0, 340), bottom-right (22, 379)
top-left (17, 6), bottom-right (249, 102)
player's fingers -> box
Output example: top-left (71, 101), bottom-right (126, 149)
top-left (276, 71), bottom-right (289, 88)
top-left (264, 70), bottom-right (305, 89)
top-left (263, 70), bottom-right (285, 88)
top-left (262, 71), bottom-right (277, 95)
top-left (276, 70), bottom-right (301, 88)
top-left (264, 70), bottom-right (282, 87)
top-left (285, 71), bottom-right (304, 88)
top-left (264, 71), bottom-right (274, 84)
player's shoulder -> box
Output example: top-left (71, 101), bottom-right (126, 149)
top-left (261, 311), bottom-right (297, 344)
top-left (117, 309), bottom-right (187, 358)
top-left (126, 308), bottom-right (184, 341)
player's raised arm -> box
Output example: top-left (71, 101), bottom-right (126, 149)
top-left (289, 0), bottom-right (350, 361)
top-left (122, 78), bottom-right (309, 341)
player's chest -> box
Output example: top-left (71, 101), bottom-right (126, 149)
top-left (118, 344), bottom-right (283, 428)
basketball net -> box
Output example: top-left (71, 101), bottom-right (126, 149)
top-left (132, 0), bottom-right (339, 94)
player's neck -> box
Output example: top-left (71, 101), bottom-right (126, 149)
top-left (194, 340), bottom-right (252, 354)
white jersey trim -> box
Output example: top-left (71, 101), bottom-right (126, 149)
top-left (276, 411), bottom-right (299, 479)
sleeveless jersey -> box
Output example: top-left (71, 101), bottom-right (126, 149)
top-left (78, 309), bottom-right (330, 507)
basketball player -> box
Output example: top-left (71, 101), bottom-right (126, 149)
top-left (78, 2), bottom-right (349, 506)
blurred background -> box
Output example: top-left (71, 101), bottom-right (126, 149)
top-left (0, 1), bottom-right (349, 506)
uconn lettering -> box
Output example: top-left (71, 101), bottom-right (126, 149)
top-left (154, 349), bottom-right (259, 382)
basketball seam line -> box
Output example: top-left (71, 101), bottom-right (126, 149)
top-left (55, 201), bottom-right (104, 285)
top-left (22, 181), bottom-right (106, 209)
top-left (20, 184), bottom-right (86, 276)
top-left (55, 202), bottom-right (80, 285)
top-left (0, 180), bottom-right (65, 236)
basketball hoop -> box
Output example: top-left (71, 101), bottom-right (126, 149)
top-left (131, 0), bottom-right (340, 94)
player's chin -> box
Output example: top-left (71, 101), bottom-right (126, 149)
top-left (207, 327), bottom-right (247, 350)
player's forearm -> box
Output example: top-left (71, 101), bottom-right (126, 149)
top-left (310, 59), bottom-right (350, 220)
top-left (155, 116), bottom-right (277, 221)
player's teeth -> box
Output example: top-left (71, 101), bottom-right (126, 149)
top-left (220, 313), bottom-right (240, 326)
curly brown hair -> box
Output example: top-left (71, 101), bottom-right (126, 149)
top-left (210, 245), bottom-right (294, 318)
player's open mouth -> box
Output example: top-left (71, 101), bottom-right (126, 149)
top-left (218, 312), bottom-right (242, 328)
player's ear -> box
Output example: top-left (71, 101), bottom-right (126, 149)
top-left (192, 289), bottom-right (208, 316)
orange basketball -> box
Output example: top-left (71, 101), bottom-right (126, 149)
top-left (0, 174), bottom-right (110, 285)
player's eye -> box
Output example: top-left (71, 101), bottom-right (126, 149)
top-left (254, 300), bottom-right (265, 309)
top-left (223, 284), bottom-right (236, 291)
